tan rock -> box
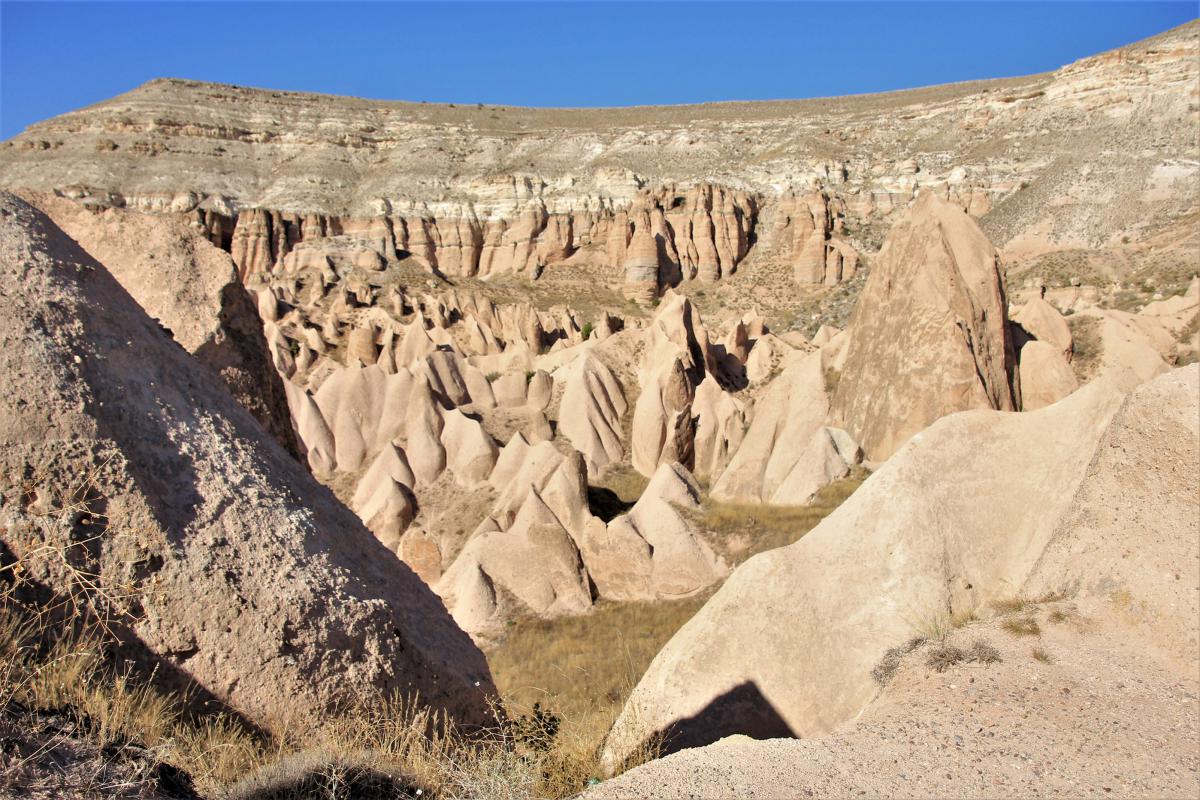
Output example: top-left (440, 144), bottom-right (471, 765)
top-left (404, 374), bottom-right (447, 484)
top-left (710, 350), bottom-right (829, 503)
top-left (440, 408), bottom-right (498, 489)
top-left (20, 192), bottom-right (299, 458)
top-left (603, 370), bottom-right (1163, 769)
top-left (1013, 296), bottom-right (1073, 361)
top-left (0, 193), bottom-right (495, 732)
top-left (830, 191), bottom-right (1020, 461)
top-left (692, 375), bottom-right (747, 481)
top-left (437, 488), bottom-right (591, 638)
top-left (1018, 340), bottom-right (1079, 410)
top-left (623, 222), bottom-right (661, 304)
top-left (632, 357), bottom-right (695, 476)
top-left (557, 353), bottom-right (627, 474)
top-left (583, 463), bottom-right (726, 602)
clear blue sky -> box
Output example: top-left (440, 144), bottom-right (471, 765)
top-left (2, 1), bottom-right (1196, 139)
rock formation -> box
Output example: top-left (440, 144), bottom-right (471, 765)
top-left (557, 353), bottom-right (628, 475)
top-left (602, 364), bottom-right (1197, 770)
top-left (709, 350), bottom-right (862, 504)
top-left (0, 193), bottom-right (496, 731)
top-left (19, 191), bottom-right (299, 458)
top-left (830, 191), bottom-right (1020, 461)
top-left (775, 188), bottom-right (860, 286)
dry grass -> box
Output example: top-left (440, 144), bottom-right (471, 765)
top-left (872, 637), bottom-right (927, 686)
top-left (990, 596), bottom-right (1035, 616)
top-left (486, 593), bottom-right (709, 776)
top-left (1001, 616), bottom-right (1042, 638)
top-left (1048, 608), bottom-right (1071, 624)
top-left (688, 467), bottom-right (868, 564)
top-left (0, 580), bottom-right (658, 800)
top-left (1032, 646), bottom-right (1054, 664)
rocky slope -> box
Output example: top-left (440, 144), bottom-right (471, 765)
top-left (600, 365), bottom-right (1198, 773)
top-left (0, 192), bottom-right (496, 731)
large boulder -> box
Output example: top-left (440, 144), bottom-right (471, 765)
top-left (0, 193), bottom-right (496, 731)
top-left (602, 364), bottom-right (1196, 770)
top-left (830, 190), bottom-right (1020, 461)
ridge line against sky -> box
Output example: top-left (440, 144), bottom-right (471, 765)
top-left (2, 1), bottom-right (1197, 139)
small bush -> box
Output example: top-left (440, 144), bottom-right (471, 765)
top-left (1032, 646), bottom-right (1054, 664)
top-left (1002, 616), bottom-right (1042, 637)
top-left (512, 703), bottom-right (560, 752)
top-left (485, 371), bottom-right (500, 382)
top-left (926, 643), bottom-right (967, 673)
top-left (580, 322), bottom-right (594, 341)
top-left (968, 639), bottom-right (1002, 664)
top-left (871, 637), bottom-right (926, 686)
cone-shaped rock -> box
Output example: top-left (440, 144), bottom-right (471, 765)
top-left (830, 190), bottom-right (1020, 461)
top-left (0, 193), bottom-right (496, 731)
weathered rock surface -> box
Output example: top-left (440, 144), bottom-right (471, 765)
top-left (710, 350), bottom-right (852, 504)
top-left (557, 353), bottom-right (627, 475)
top-left (830, 191), bottom-right (1020, 461)
top-left (603, 364), bottom-right (1197, 770)
top-left (0, 193), bottom-right (496, 731)
top-left (582, 462), bottom-right (727, 602)
top-left (18, 191), bottom-right (299, 458)
top-left (1016, 339), bottom-right (1079, 410)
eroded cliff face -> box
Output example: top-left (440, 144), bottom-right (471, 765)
top-left (3, 21), bottom-right (1195, 303)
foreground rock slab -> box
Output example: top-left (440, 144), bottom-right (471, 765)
top-left (0, 193), bottom-right (496, 731)
top-left (587, 608), bottom-right (1199, 799)
top-left (602, 364), bottom-right (1197, 770)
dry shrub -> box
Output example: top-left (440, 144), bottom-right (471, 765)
top-left (968, 639), bottom-right (1002, 665)
top-left (1002, 616), bottom-right (1042, 637)
top-left (871, 637), bottom-right (926, 686)
top-left (925, 643), bottom-right (967, 673)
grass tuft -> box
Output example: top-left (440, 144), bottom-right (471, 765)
top-left (1001, 616), bottom-right (1042, 637)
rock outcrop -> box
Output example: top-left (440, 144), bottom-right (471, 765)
top-left (601, 364), bottom-right (1197, 770)
top-left (19, 191), bottom-right (299, 458)
top-left (710, 350), bottom-right (847, 504)
top-left (581, 462), bottom-right (727, 602)
top-left (830, 191), bottom-right (1020, 461)
top-left (0, 193), bottom-right (496, 731)
top-left (557, 353), bottom-right (628, 475)
top-left (775, 189), bottom-right (860, 286)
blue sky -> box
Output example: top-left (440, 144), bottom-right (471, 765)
top-left (1, 1), bottom-right (1196, 139)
